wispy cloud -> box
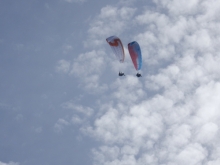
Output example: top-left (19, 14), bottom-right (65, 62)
top-left (54, 118), bottom-right (70, 133)
top-left (64, 0), bottom-right (86, 3)
top-left (0, 161), bottom-right (19, 165)
top-left (56, 59), bottom-right (71, 74)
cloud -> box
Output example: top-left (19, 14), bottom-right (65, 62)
top-left (85, 5), bottom-right (136, 48)
top-left (64, 0), bottom-right (86, 3)
top-left (73, 0), bottom-right (220, 164)
top-left (0, 161), bottom-right (19, 165)
top-left (56, 59), bottom-right (71, 74)
top-left (69, 50), bottom-right (108, 93)
top-left (195, 122), bottom-right (218, 144)
top-left (54, 118), bottom-right (70, 133)
top-left (62, 44), bottom-right (73, 54)
top-left (110, 76), bottom-right (146, 104)
top-left (61, 100), bottom-right (94, 117)
top-left (155, 0), bottom-right (200, 16)
top-left (56, 0), bottom-right (220, 164)
top-left (174, 143), bottom-right (207, 165)
top-left (54, 100), bottom-right (95, 132)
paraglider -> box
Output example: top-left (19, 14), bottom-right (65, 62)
top-left (118, 72), bottom-right (125, 76)
top-left (128, 41), bottom-right (142, 77)
top-left (106, 36), bottom-right (125, 76)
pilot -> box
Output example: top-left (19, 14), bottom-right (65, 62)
top-left (136, 73), bottom-right (142, 77)
top-left (119, 72), bottom-right (125, 76)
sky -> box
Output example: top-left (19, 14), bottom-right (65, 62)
top-left (1, 0), bottom-right (220, 164)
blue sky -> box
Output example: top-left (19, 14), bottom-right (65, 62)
top-left (1, 0), bottom-right (220, 165)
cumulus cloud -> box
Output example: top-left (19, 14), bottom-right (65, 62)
top-left (56, 0), bottom-right (220, 164)
top-left (69, 50), bottom-right (108, 93)
top-left (74, 0), bottom-right (220, 165)
top-left (110, 76), bottom-right (146, 104)
top-left (155, 0), bottom-right (200, 16)
top-left (85, 5), bottom-right (136, 48)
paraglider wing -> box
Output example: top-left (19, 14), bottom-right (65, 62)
top-left (106, 36), bottom-right (125, 63)
top-left (128, 41), bottom-right (142, 71)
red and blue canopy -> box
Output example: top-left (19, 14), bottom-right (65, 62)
top-left (128, 41), bottom-right (142, 71)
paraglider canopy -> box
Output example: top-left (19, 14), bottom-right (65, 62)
top-left (106, 36), bottom-right (126, 76)
top-left (128, 41), bottom-right (142, 71)
top-left (128, 41), bottom-right (142, 77)
top-left (106, 36), bottom-right (125, 63)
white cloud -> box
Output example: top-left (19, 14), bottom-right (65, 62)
top-left (64, 0), bottom-right (86, 3)
top-left (157, 0), bottom-right (200, 16)
top-left (54, 101), bottom-right (95, 131)
top-left (73, 0), bottom-right (220, 164)
top-left (72, 115), bottom-right (83, 124)
top-left (56, 0), bottom-right (220, 164)
top-left (174, 143), bottom-right (207, 165)
top-left (61, 100), bottom-right (94, 117)
top-left (85, 5), bottom-right (136, 48)
top-left (0, 161), bottom-right (19, 165)
top-left (194, 81), bottom-right (220, 122)
top-left (62, 44), bottom-right (73, 54)
top-left (56, 59), bottom-right (71, 74)
top-left (110, 75), bottom-right (145, 104)
top-left (56, 50), bottom-right (108, 93)
top-left (208, 159), bottom-right (220, 165)
top-left (195, 122), bottom-right (218, 144)
top-left (54, 118), bottom-right (70, 133)
top-left (70, 50), bottom-right (108, 93)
